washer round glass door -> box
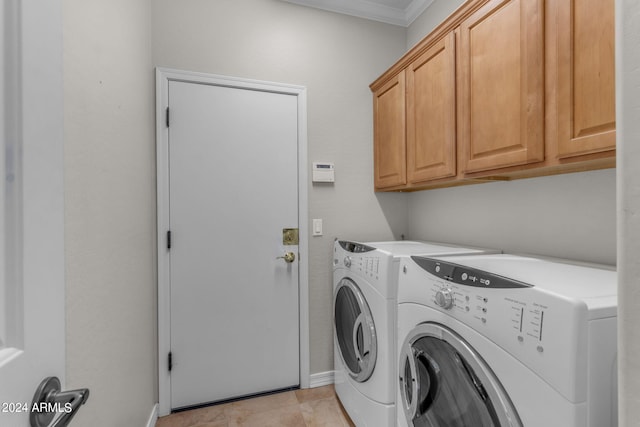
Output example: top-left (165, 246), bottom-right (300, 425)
top-left (334, 277), bottom-right (377, 382)
top-left (399, 322), bottom-right (522, 427)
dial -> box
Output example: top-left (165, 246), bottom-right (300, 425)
top-left (435, 289), bottom-right (454, 310)
top-left (344, 256), bottom-right (352, 268)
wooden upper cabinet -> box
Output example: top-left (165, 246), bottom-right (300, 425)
top-left (370, 0), bottom-right (615, 192)
top-left (407, 32), bottom-right (457, 184)
top-left (556, 0), bottom-right (615, 158)
top-left (458, 0), bottom-right (544, 174)
top-left (373, 70), bottom-right (406, 189)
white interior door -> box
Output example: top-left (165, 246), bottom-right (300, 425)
top-left (166, 78), bottom-right (301, 410)
top-left (0, 0), bottom-right (67, 425)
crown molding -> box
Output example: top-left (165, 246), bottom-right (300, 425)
top-left (281, 0), bottom-right (434, 27)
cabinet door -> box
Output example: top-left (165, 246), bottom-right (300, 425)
top-left (458, 0), bottom-right (544, 173)
top-left (556, 0), bottom-right (615, 158)
top-left (374, 70), bottom-right (406, 189)
top-left (407, 32), bottom-right (456, 183)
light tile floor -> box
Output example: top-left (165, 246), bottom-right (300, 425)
top-left (155, 385), bottom-right (355, 427)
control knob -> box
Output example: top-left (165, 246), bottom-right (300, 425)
top-left (435, 289), bottom-right (454, 310)
top-left (344, 256), bottom-right (352, 268)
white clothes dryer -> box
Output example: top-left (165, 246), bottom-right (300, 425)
top-left (333, 240), bottom-right (497, 426)
top-left (396, 253), bottom-right (617, 427)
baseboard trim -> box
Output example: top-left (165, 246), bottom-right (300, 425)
top-left (146, 403), bottom-right (159, 427)
top-left (309, 371), bottom-right (335, 388)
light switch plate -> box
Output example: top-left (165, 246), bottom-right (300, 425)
top-left (312, 219), bottom-right (323, 236)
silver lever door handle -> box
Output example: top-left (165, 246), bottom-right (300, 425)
top-left (30, 377), bottom-right (90, 427)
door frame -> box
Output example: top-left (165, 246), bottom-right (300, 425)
top-left (155, 68), bottom-right (309, 416)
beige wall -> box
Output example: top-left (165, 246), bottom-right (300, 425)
top-left (408, 169), bottom-right (616, 264)
top-left (63, 0), bottom-right (156, 425)
top-left (616, 0), bottom-right (640, 423)
top-left (407, 0), bottom-right (465, 49)
top-left (151, 0), bottom-right (408, 376)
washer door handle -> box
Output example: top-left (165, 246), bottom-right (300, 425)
top-left (400, 348), bottom-right (420, 421)
top-left (335, 277), bottom-right (377, 383)
top-left (352, 313), bottom-right (370, 365)
top-left (458, 352), bottom-right (489, 401)
top-left (415, 351), bottom-right (441, 414)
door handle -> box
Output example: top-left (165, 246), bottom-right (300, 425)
top-left (30, 377), bottom-right (89, 427)
top-left (276, 252), bottom-right (296, 263)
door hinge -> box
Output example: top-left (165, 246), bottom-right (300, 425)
top-left (168, 352), bottom-right (173, 372)
top-left (167, 230), bottom-right (172, 250)
top-left (165, 107), bottom-right (170, 128)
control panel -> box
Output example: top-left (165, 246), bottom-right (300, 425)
top-left (412, 256), bottom-right (532, 289)
top-left (334, 240), bottom-right (397, 299)
top-left (426, 276), bottom-right (495, 327)
top-left (336, 240), bottom-right (382, 280)
top-left (408, 256), bottom-right (554, 345)
top-left (338, 240), bottom-right (375, 253)
top-left (409, 256), bottom-right (546, 336)
top-left (338, 253), bottom-right (381, 280)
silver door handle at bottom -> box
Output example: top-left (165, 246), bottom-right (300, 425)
top-left (30, 377), bottom-right (89, 427)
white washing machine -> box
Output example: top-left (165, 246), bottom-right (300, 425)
top-left (396, 253), bottom-right (617, 427)
top-left (333, 240), bottom-right (497, 426)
